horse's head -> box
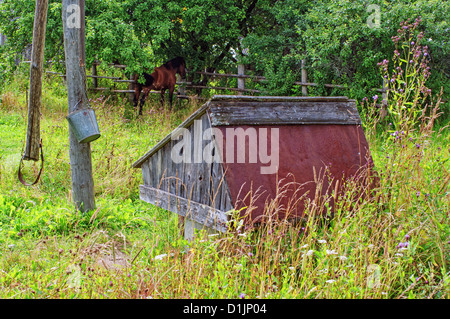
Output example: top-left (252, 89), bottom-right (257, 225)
top-left (168, 56), bottom-right (187, 79)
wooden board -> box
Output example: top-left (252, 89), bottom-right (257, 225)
top-left (209, 100), bottom-right (361, 126)
top-left (139, 185), bottom-right (228, 232)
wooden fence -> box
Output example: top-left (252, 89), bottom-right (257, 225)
top-left (41, 60), bottom-right (388, 105)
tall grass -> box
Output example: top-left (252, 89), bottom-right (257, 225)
top-left (0, 25), bottom-right (449, 298)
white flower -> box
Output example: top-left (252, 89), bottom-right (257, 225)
top-left (302, 249), bottom-right (314, 257)
top-left (288, 267), bottom-right (295, 271)
top-left (301, 244), bottom-right (308, 249)
top-left (326, 249), bottom-right (338, 255)
top-left (339, 255), bottom-right (348, 261)
top-left (325, 280), bottom-right (335, 284)
top-left (154, 254), bottom-right (168, 260)
top-left (318, 239), bottom-right (327, 244)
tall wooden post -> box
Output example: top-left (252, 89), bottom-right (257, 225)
top-left (62, 0), bottom-right (95, 212)
top-left (23, 0), bottom-right (48, 161)
top-left (301, 60), bottom-right (308, 96)
top-left (92, 63), bottom-right (98, 88)
top-left (237, 64), bottom-right (245, 91)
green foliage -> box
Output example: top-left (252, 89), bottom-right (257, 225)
top-left (1, 0), bottom-right (448, 116)
top-left (298, 0), bottom-right (449, 114)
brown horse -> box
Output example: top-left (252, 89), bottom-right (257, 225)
top-left (133, 57), bottom-right (187, 115)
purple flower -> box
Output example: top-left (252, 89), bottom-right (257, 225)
top-left (373, 95), bottom-right (378, 100)
top-left (411, 41), bottom-right (415, 45)
top-left (239, 293), bottom-right (245, 299)
top-left (416, 191), bottom-right (420, 197)
top-left (405, 234), bottom-right (410, 240)
top-left (416, 143), bottom-right (420, 149)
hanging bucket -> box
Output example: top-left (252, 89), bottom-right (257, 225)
top-left (66, 108), bottom-right (101, 143)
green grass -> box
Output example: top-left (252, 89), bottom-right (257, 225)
top-left (0, 69), bottom-right (449, 299)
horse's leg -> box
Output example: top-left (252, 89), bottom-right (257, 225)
top-left (160, 89), bottom-right (165, 108)
top-left (168, 86), bottom-right (175, 110)
top-left (134, 84), bottom-right (141, 108)
top-left (139, 88), bottom-right (150, 115)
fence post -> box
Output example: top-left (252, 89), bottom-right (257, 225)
top-left (92, 63), bottom-right (98, 88)
top-left (128, 73), bottom-right (135, 104)
top-left (301, 60), bottom-right (308, 96)
top-left (62, 0), bottom-right (96, 212)
top-left (23, 0), bottom-right (49, 161)
top-left (237, 64), bottom-right (245, 91)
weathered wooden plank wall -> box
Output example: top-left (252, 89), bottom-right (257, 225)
top-left (139, 111), bottom-right (233, 222)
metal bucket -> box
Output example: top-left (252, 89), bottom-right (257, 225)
top-left (66, 108), bottom-right (101, 143)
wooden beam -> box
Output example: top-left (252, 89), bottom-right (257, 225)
top-left (62, 0), bottom-right (95, 212)
top-left (139, 185), bottom-right (229, 233)
top-left (185, 85), bottom-right (259, 93)
top-left (86, 75), bottom-right (121, 80)
top-left (208, 100), bottom-right (361, 126)
top-left (23, 0), bottom-right (48, 161)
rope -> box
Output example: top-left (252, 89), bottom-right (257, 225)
top-left (18, 139), bottom-right (44, 186)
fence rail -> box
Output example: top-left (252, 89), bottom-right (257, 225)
top-left (37, 60), bottom-right (388, 105)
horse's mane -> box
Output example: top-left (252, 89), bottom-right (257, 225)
top-left (164, 56), bottom-right (185, 70)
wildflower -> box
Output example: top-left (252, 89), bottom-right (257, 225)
top-left (373, 95), bottom-right (378, 101)
top-left (154, 254), bottom-right (168, 260)
top-left (405, 234), bottom-right (410, 240)
top-left (339, 256), bottom-right (348, 261)
top-left (326, 249), bottom-right (338, 255)
top-left (303, 250), bottom-right (314, 257)
top-left (325, 280), bottom-right (335, 284)
top-left (411, 41), bottom-right (415, 45)
top-left (416, 191), bottom-right (420, 198)
top-left (239, 293), bottom-right (245, 299)
top-left (318, 239), bottom-right (327, 244)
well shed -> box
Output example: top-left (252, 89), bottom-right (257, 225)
top-left (132, 95), bottom-right (374, 237)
